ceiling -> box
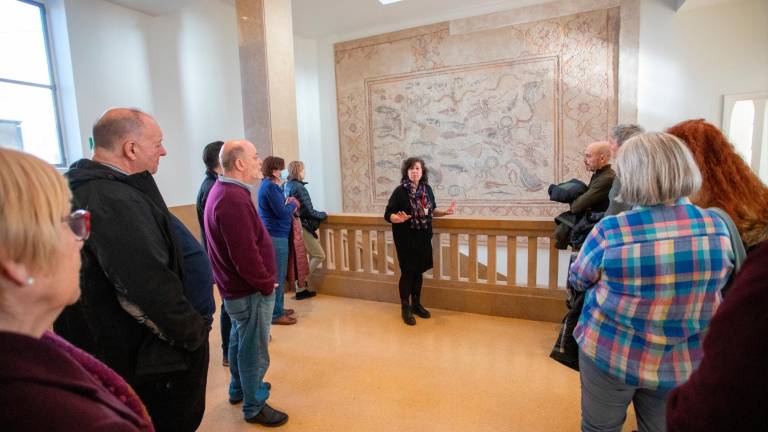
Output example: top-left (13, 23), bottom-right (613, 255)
top-left (290, 0), bottom-right (542, 38)
top-left (104, 0), bottom-right (748, 37)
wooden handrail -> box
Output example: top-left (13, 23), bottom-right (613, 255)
top-left (313, 213), bottom-right (568, 322)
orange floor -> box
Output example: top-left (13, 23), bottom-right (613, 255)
top-left (199, 294), bottom-right (637, 431)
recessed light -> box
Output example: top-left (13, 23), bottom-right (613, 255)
top-left (379, 0), bottom-right (403, 4)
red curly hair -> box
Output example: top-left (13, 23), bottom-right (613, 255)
top-left (667, 119), bottom-right (768, 247)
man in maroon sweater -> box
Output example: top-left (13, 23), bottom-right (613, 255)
top-left (666, 240), bottom-right (768, 431)
top-left (203, 140), bottom-right (288, 427)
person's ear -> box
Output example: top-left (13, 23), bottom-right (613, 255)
top-left (123, 140), bottom-right (138, 161)
top-left (235, 157), bottom-right (245, 171)
top-left (0, 256), bottom-right (31, 287)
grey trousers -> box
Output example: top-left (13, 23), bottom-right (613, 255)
top-left (579, 350), bottom-right (669, 432)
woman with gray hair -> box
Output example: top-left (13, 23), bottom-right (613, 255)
top-left (568, 133), bottom-right (734, 432)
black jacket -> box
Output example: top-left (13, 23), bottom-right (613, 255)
top-left (195, 169), bottom-right (217, 247)
top-left (283, 179), bottom-right (327, 234)
top-left (54, 159), bottom-right (208, 382)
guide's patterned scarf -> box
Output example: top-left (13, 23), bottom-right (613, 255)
top-left (403, 179), bottom-right (432, 230)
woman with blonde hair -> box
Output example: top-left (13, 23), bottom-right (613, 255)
top-left (667, 119), bottom-right (768, 248)
top-left (284, 160), bottom-right (327, 299)
top-left (0, 148), bottom-right (153, 431)
top-left (570, 133), bottom-right (734, 432)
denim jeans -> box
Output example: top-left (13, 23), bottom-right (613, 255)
top-left (270, 235), bottom-right (289, 320)
top-left (579, 350), bottom-right (668, 432)
top-left (224, 291), bottom-right (275, 419)
top-left (220, 302), bottom-right (231, 359)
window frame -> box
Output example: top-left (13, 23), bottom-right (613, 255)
top-left (0, 0), bottom-right (67, 167)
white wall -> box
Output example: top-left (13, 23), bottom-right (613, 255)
top-left (61, 0), bottom-right (244, 206)
top-left (294, 0), bottom-right (768, 211)
top-left (637, 0), bottom-right (768, 131)
top-left (294, 36), bottom-right (331, 211)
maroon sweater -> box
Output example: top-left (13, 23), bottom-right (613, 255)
top-left (204, 180), bottom-right (276, 298)
top-left (666, 240), bottom-right (768, 431)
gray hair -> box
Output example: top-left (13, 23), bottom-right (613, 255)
top-left (616, 132), bottom-right (701, 206)
top-left (220, 144), bottom-right (244, 172)
top-left (610, 124), bottom-right (645, 147)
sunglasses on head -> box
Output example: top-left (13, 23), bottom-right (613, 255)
top-left (64, 209), bottom-right (91, 241)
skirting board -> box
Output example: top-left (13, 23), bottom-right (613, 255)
top-left (311, 273), bottom-right (567, 323)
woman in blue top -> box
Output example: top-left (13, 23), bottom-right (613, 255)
top-left (258, 156), bottom-right (300, 325)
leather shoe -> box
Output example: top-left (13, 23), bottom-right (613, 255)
top-left (295, 290), bottom-right (317, 300)
top-left (283, 308), bottom-right (295, 316)
top-left (401, 305), bottom-right (416, 326)
top-left (412, 303), bottom-right (431, 319)
top-left (229, 382), bottom-right (271, 404)
top-left (245, 403), bottom-right (288, 427)
top-left (272, 315), bottom-right (297, 325)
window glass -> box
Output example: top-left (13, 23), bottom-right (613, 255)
top-left (0, 0), bottom-right (64, 165)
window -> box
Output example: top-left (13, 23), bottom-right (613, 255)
top-left (0, 0), bottom-right (65, 165)
top-left (723, 92), bottom-right (768, 184)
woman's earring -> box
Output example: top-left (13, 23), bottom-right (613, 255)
top-left (26, 277), bottom-right (35, 286)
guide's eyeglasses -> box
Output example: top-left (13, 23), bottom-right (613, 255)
top-left (63, 209), bottom-right (91, 241)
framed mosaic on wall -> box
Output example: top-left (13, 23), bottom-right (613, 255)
top-left (335, 7), bottom-right (621, 217)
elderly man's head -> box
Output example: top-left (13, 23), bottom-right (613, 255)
top-left (92, 108), bottom-right (166, 174)
top-left (584, 141), bottom-right (612, 172)
top-left (608, 124), bottom-right (645, 157)
top-left (220, 140), bottom-right (262, 184)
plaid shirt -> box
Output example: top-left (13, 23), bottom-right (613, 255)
top-left (571, 199), bottom-right (734, 390)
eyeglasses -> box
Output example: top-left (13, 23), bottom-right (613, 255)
top-left (64, 209), bottom-right (91, 241)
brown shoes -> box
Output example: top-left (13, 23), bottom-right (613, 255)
top-left (272, 314), bottom-right (297, 325)
top-left (284, 309), bottom-right (295, 316)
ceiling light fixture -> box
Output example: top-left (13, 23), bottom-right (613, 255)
top-left (378, 0), bottom-right (403, 5)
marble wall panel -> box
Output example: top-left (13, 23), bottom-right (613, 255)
top-left (335, 7), bottom-right (621, 217)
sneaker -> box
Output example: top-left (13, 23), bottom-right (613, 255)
top-left (272, 315), bottom-right (297, 325)
top-left (229, 382), bottom-right (271, 404)
top-left (412, 303), bottom-right (431, 319)
top-left (245, 403), bottom-right (288, 427)
top-left (295, 289), bottom-right (317, 300)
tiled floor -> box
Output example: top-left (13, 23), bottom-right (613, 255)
top-left (199, 294), bottom-right (637, 431)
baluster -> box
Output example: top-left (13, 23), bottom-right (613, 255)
top-left (334, 229), bottom-right (343, 272)
top-left (527, 236), bottom-right (538, 288)
top-left (449, 233), bottom-right (459, 280)
top-left (431, 232), bottom-right (441, 280)
top-left (350, 229), bottom-right (360, 272)
top-left (318, 226), bottom-right (329, 270)
top-left (362, 230), bottom-right (372, 273)
top-left (468, 234), bottom-right (478, 282)
top-left (507, 235), bottom-right (517, 286)
top-left (377, 231), bottom-right (386, 274)
top-left (549, 239), bottom-right (559, 289)
top-left (487, 235), bottom-right (497, 284)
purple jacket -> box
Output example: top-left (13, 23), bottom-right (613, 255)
top-left (204, 180), bottom-right (276, 298)
top-left (0, 331), bottom-right (153, 431)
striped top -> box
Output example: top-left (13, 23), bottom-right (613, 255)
top-left (571, 199), bottom-right (734, 390)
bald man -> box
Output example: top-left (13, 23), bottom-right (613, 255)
top-left (203, 140), bottom-right (289, 427)
top-left (570, 141), bottom-right (615, 214)
top-left (55, 108), bottom-right (210, 432)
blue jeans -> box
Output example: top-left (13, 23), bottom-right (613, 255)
top-left (224, 291), bottom-right (275, 419)
top-left (579, 350), bottom-right (668, 432)
top-left (270, 235), bottom-right (289, 321)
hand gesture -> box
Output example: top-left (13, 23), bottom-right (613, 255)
top-left (392, 211), bottom-right (411, 224)
top-left (446, 201), bottom-right (457, 215)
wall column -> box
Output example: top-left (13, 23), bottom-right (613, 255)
top-left (236, 0), bottom-right (299, 161)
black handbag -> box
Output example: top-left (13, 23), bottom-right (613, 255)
top-left (549, 286), bottom-right (585, 372)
